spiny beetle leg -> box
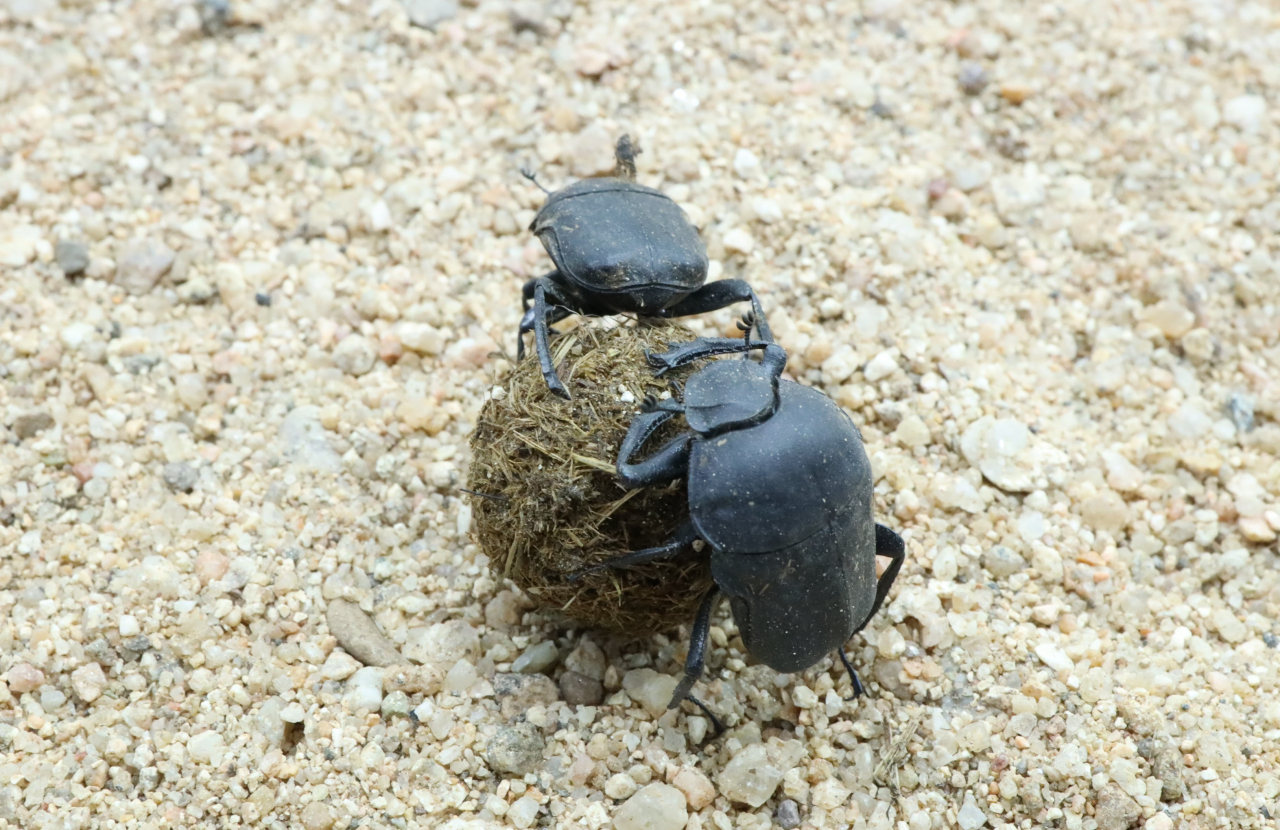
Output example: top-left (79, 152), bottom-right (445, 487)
top-left (646, 337), bottom-right (767, 375)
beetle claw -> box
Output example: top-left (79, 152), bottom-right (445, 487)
top-left (640, 394), bottom-right (659, 413)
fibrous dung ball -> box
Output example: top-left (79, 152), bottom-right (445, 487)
top-left (468, 320), bottom-right (713, 633)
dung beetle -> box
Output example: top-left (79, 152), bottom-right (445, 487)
top-left (518, 134), bottom-right (772, 399)
top-left (572, 324), bottom-right (904, 732)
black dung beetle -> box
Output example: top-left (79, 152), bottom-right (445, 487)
top-left (572, 325), bottom-right (904, 733)
top-left (518, 134), bottom-right (772, 399)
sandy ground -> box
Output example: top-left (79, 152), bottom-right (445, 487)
top-left (2, 0), bottom-right (1280, 828)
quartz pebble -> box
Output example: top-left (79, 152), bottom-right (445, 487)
top-left (511, 640), bottom-right (559, 674)
top-left (71, 663), bottom-right (106, 703)
top-left (115, 238), bottom-right (175, 294)
top-left (613, 783), bottom-right (687, 830)
top-left (7, 663), bottom-right (44, 694)
top-left (621, 669), bottom-right (678, 719)
top-left (560, 671), bottom-right (604, 705)
top-left (717, 740), bottom-right (803, 808)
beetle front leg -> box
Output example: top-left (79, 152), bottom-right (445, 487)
top-left (657, 279), bottom-right (774, 343)
top-left (522, 279), bottom-right (571, 399)
top-left (668, 586), bottom-right (726, 739)
top-left (616, 409), bottom-right (692, 489)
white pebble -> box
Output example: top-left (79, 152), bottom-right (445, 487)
top-left (863, 348), bottom-right (900, 382)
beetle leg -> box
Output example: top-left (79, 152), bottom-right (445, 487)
top-left (645, 336), bottom-right (768, 376)
top-left (856, 524), bottom-right (906, 632)
top-left (565, 521), bottom-right (699, 582)
top-left (528, 279), bottom-right (571, 399)
top-left (668, 586), bottom-right (726, 739)
top-left (657, 279), bottom-right (774, 343)
top-left (616, 412), bottom-right (692, 489)
top-left (838, 648), bottom-right (867, 701)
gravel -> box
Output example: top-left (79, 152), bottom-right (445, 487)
top-left (2, 1), bottom-right (1279, 829)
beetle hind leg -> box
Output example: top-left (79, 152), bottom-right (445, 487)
top-left (838, 648), bottom-right (867, 701)
top-left (565, 521), bottom-right (698, 582)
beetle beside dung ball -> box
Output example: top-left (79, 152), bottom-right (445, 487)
top-left (517, 134), bottom-right (773, 398)
top-left (571, 326), bottom-right (904, 732)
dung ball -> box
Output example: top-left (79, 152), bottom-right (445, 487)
top-left (468, 320), bottom-right (713, 634)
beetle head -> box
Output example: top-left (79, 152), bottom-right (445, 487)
top-left (682, 359), bottom-right (778, 436)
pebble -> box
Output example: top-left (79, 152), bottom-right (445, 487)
top-left (961, 416), bottom-right (1038, 493)
top-left (326, 599), bottom-right (404, 667)
top-left (402, 0), bottom-right (457, 29)
top-left (278, 406), bottom-right (343, 473)
top-left (981, 546), bottom-right (1025, 578)
top-left (162, 461), bottom-right (198, 493)
top-left (333, 335), bottom-right (378, 376)
top-left (194, 551), bottom-right (229, 585)
top-left (864, 348), bottom-right (900, 382)
top-left (1223, 94), bottom-right (1266, 133)
top-left (395, 322), bottom-right (445, 355)
top-left (344, 667), bottom-right (384, 713)
top-left (671, 767), bottom-right (715, 810)
top-left (1101, 450), bottom-right (1143, 492)
top-left (405, 620), bottom-right (481, 669)
top-left (991, 172), bottom-right (1045, 226)
top-left (511, 640), bottom-right (559, 674)
top-left (1168, 403), bottom-right (1213, 439)
top-left (1094, 784), bottom-right (1141, 830)
top-left (957, 793), bottom-right (987, 829)
top-left (188, 731), bottom-right (225, 765)
top-left (733, 148), bottom-right (762, 179)
top-left (380, 691), bottom-right (411, 719)
top-left (114, 238), bottom-right (175, 295)
top-left (565, 638), bottom-right (606, 680)
top-left (7, 663), bottom-right (44, 694)
top-left (494, 672), bottom-right (559, 718)
top-left (622, 669), bottom-right (678, 719)
top-left (560, 670), bottom-right (604, 706)
top-left (957, 62), bottom-right (988, 95)
top-left (12, 410), bottom-right (54, 440)
top-left (722, 228), bottom-right (755, 255)
top-left (613, 783), bottom-right (687, 830)
top-left (605, 772), bottom-right (638, 800)
top-left (1143, 301), bottom-right (1195, 339)
top-left (1145, 815), bottom-right (1173, 830)
top-left (487, 723), bottom-right (545, 776)
top-left (948, 160), bottom-right (992, 192)
top-left (71, 662), bottom-right (106, 703)
top-left (1034, 643), bottom-right (1073, 673)
top-left (55, 239), bottom-right (89, 276)
top-left (998, 82), bottom-right (1032, 105)
top-left (321, 651), bottom-right (362, 681)
top-left (300, 802), bottom-right (335, 830)
top-left (1226, 392), bottom-right (1255, 433)
top-left (508, 795), bottom-right (541, 829)
top-left (717, 740), bottom-right (803, 808)
top-left (0, 225), bottom-right (41, 267)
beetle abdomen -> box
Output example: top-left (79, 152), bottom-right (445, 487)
top-left (532, 180), bottom-right (708, 300)
top-left (711, 500), bottom-right (877, 674)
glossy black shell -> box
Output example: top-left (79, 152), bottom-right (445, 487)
top-left (688, 380), bottom-right (877, 673)
top-left (530, 178), bottom-right (709, 297)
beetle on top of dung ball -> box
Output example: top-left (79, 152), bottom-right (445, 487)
top-left (517, 134), bottom-right (772, 399)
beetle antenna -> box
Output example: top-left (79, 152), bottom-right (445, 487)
top-left (614, 134), bottom-right (639, 181)
top-left (520, 166), bottom-right (551, 194)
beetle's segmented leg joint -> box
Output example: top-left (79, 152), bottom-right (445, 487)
top-left (640, 394), bottom-right (659, 413)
